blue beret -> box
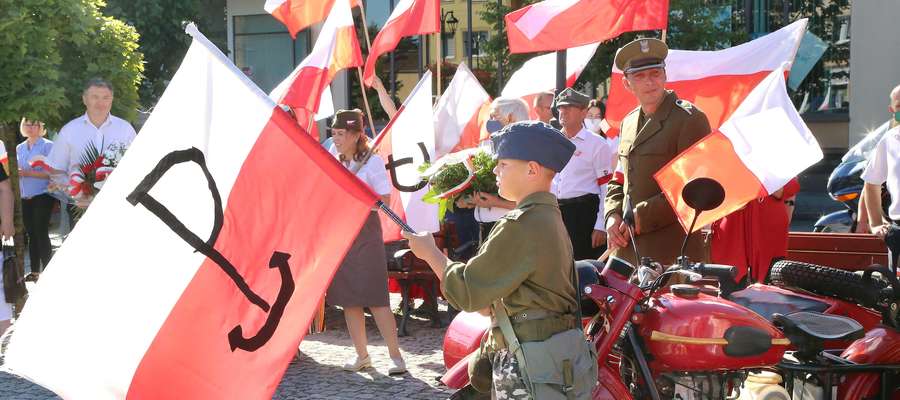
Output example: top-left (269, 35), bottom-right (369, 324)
top-left (491, 121), bottom-right (575, 172)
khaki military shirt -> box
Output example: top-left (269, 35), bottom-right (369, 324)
top-left (442, 191), bottom-right (577, 348)
top-left (604, 91), bottom-right (711, 265)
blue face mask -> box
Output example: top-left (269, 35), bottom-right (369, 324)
top-left (486, 119), bottom-right (503, 134)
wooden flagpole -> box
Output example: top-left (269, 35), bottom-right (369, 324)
top-left (661, 29), bottom-right (667, 43)
top-left (355, 1), bottom-right (378, 141)
top-left (436, 33), bottom-right (442, 97)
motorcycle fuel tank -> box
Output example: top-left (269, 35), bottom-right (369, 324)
top-left (639, 289), bottom-right (790, 372)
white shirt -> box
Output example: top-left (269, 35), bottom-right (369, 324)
top-left (551, 128), bottom-right (615, 231)
top-left (47, 114), bottom-right (137, 173)
top-left (862, 126), bottom-right (900, 219)
top-left (337, 153), bottom-right (392, 196)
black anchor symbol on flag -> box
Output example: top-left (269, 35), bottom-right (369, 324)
top-left (126, 148), bottom-right (294, 352)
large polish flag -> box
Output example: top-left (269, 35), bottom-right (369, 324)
top-left (373, 72), bottom-right (439, 241)
top-left (655, 65), bottom-right (822, 233)
top-left (3, 25), bottom-right (378, 399)
top-left (362, 0), bottom-right (440, 87)
top-left (506, 0), bottom-right (668, 54)
top-left (604, 19), bottom-right (807, 138)
top-left (433, 62), bottom-right (492, 158)
top-left (265, 0), bottom-right (360, 39)
top-left (501, 42), bottom-right (600, 119)
top-left (270, 0), bottom-right (362, 119)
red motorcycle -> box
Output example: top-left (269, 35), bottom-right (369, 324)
top-left (442, 178), bottom-right (900, 399)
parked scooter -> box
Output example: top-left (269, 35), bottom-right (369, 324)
top-left (815, 121), bottom-right (892, 233)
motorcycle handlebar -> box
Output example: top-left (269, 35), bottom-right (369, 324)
top-left (696, 263), bottom-right (737, 281)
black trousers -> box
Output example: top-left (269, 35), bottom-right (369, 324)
top-left (23, 193), bottom-right (55, 273)
top-left (559, 194), bottom-right (603, 260)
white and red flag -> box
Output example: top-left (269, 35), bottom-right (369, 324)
top-left (373, 71), bottom-right (439, 241)
top-left (655, 65), bottom-right (822, 232)
top-left (362, 0), bottom-right (440, 87)
top-left (433, 62), bottom-right (492, 157)
top-left (604, 19), bottom-right (807, 138)
top-left (270, 0), bottom-right (362, 130)
top-left (506, 0), bottom-right (669, 54)
top-left (3, 25), bottom-right (378, 399)
top-left (265, 0), bottom-right (360, 39)
top-left (501, 42), bottom-right (599, 119)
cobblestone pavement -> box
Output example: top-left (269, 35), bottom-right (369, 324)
top-left (0, 296), bottom-right (459, 399)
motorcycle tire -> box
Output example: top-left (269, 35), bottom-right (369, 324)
top-left (769, 260), bottom-right (888, 309)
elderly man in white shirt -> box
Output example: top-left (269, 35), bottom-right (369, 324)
top-left (552, 88), bottom-right (614, 260)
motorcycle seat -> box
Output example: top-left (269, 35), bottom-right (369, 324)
top-left (774, 311), bottom-right (864, 341)
top-left (773, 311), bottom-right (864, 359)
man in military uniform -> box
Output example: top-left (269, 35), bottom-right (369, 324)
top-left (605, 38), bottom-right (712, 266)
top-left (404, 121), bottom-right (596, 399)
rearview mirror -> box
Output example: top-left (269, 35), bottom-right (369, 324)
top-left (682, 177), bottom-right (725, 213)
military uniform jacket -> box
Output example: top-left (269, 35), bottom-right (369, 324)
top-left (604, 91), bottom-right (711, 265)
top-left (442, 191), bottom-right (578, 349)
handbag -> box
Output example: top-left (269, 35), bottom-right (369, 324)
top-left (2, 245), bottom-right (25, 304)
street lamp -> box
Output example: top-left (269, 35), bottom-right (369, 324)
top-left (441, 10), bottom-right (459, 37)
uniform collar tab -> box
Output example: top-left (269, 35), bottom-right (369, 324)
top-left (516, 192), bottom-right (558, 209)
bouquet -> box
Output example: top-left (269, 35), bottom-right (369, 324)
top-left (62, 142), bottom-right (127, 207)
top-left (419, 148), bottom-right (499, 220)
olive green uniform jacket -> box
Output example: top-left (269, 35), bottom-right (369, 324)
top-left (604, 91), bottom-right (712, 266)
top-left (442, 191), bottom-right (578, 349)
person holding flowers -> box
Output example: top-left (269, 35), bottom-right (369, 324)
top-left (45, 78), bottom-right (136, 221)
top-left (456, 97), bottom-right (528, 241)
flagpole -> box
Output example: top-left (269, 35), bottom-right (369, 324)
top-left (377, 200), bottom-right (416, 233)
top-left (357, 1), bottom-right (374, 49)
top-left (354, 2), bottom-right (379, 144)
top-left (661, 29), bottom-right (667, 43)
top-left (356, 68), bottom-right (379, 143)
top-left (436, 33), bottom-right (442, 97)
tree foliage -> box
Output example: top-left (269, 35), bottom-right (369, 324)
top-left (0, 0), bottom-right (144, 130)
top-left (103, 0), bottom-right (227, 108)
top-left (788, 0), bottom-right (850, 109)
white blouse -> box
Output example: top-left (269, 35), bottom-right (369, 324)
top-left (338, 153), bottom-right (392, 196)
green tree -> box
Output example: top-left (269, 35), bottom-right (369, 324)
top-left (103, 0), bottom-right (227, 108)
top-left (788, 0), bottom-right (850, 109)
top-left (0, 0), bottom-right (143, 309)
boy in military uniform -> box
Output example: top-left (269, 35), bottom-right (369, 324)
top-left (404, 121), bottom-right (596, 399)
top-left (605, 38), bottom-right (712, 266)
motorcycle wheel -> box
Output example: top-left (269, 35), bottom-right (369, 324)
top-left (769, 260), bottom-right (888, 309)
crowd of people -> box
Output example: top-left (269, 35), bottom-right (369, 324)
top-left (4, 38), bottom-right (900, 400)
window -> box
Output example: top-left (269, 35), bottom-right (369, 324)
top-left (442, 34), bottom-right (456, 59)
top-left (394, 37), bottom-right (421, 72)
top-left (462, 31), bottom-right (489, 57)
top-left (233, 14), bottom-right (311, 93)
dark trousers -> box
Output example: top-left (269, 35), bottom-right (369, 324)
top-left (23, 194), bottom-right (55, 273)
top-left (560, 194), bottom-right (603, 260)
